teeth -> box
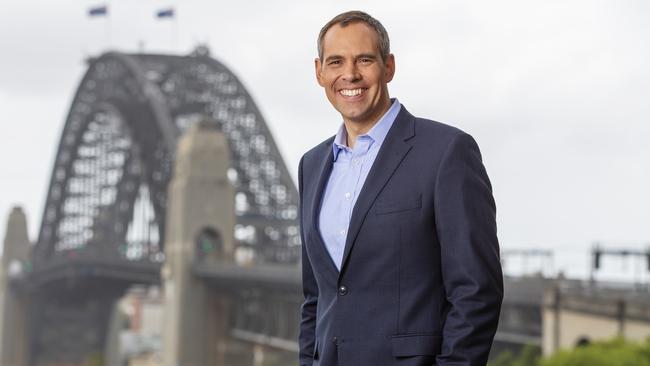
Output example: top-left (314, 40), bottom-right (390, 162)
top-left (340, 88), bottom-right (363, 97)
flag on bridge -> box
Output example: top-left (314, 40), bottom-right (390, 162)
top-left (88, 5), bottom-right (108, 17)
top-left (156, 8), bottom-right (175, 19)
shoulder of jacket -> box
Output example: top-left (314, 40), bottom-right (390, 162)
top-left (413, 117), bottom-right (466, 140)
top-left (301, 135), bottom-right (334, 165)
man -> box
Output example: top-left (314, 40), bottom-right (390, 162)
top-left (298, 10), bottom-right (503, 366)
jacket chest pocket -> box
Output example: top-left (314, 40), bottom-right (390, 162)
top-left (375, 193), bottom-right (422, 215)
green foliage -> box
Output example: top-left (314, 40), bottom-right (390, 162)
top-left (84, 352), bottom-right (104, 366)
top-left (490, 350), bottom-right (517, 366)
top-left (540, 337), bottom-right (650, 366)
top-left (490, 338), bottom-right (650, 366)
top-left (490, 344), bottom-right (540, 366)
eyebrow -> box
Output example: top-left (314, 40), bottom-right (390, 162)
top-left (324, 53), bottom-right (378, 63)
top-left (324, 55), bottom-right (343, 63)
top-left (356, 54), bottom-right (378, 60)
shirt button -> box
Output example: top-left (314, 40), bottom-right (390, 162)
top-left (339, 229), bottom-right (346, 236)
top-left (352, 159), bottom-right (360, 166)
top-left (344, 192), bottom-right (351, 199)
top-left (338, 285), bottom-right (349, 296)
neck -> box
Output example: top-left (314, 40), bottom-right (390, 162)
top-left (344, 98), bottom-right (391, 149)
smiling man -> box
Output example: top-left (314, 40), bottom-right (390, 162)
top-left (298, 11), bottom-right (503, 366)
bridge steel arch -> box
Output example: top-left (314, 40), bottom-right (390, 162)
top-left (26, 47), bottom-right (299, 365)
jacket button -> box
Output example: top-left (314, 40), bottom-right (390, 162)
top-left (338, 285), bottom-right (348, 296)
top-left (332, 336), bottom-right (338, 344)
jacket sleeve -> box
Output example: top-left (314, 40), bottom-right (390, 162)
top-left (434, 133), bottom-right (504, 366)
top-left (298, 156), bottom-right (318, 366)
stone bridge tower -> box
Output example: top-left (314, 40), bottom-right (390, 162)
top-left (0, 207), bottom-right (32, 366)
top-left (162, 120), bottom-right (235, 366)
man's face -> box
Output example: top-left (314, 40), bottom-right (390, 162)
top-left (316, 22), bottom-right (395, 128)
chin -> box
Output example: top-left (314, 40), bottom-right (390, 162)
top-left (340, 106), bottom-right (366, 118)
top-left (342, 111), bottom-right (364, 122)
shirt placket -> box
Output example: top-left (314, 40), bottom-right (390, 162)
top-left (330, 138), bottom-right (372, 269)
top-left (337, 151), bottom-right (355, 246)
top-left (348, 139), bottom-right (370, 218)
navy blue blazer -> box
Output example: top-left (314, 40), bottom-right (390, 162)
top-left (298, 105), bottom-right (503, 366)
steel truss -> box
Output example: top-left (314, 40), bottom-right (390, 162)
top-left (35, 46), bottom-right (300, 273)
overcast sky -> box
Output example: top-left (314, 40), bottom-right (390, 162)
top-left (1, 0), bottom-right (649, 280)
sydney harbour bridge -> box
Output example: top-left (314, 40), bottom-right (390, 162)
top-left (0, 47), bottom-right (540, 366)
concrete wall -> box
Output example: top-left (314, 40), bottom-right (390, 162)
top-left (543, 285), bottom-right (650, 356)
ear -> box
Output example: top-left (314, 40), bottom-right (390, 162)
top-left (315, 58), bottom-right (325, 87)
top-left (384, 54), bottom-right (396, 83)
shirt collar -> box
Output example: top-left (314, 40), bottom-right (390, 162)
top-left (332, 98), bottom-right (401, 161)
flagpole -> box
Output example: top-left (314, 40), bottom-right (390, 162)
top-left (106, 12), bottom-right (111, 49)
top-left (173, 2), bottom-right (178, 52)
top-left (155, 7), bottom-right (177, 53)
top-left (105, 1), bottom-right (111, 50)
top-left (172, 14), bottom-right (178, 52)
top-left (88, 4), bottom-right (111, 51)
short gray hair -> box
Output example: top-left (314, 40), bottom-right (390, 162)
top-left (317, 10), bottom-right (391, 62)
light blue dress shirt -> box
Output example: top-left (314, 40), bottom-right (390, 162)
top-left (319, 99), bottom-right (401, 270)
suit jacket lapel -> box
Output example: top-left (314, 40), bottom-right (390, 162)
top-left (309, 140), bottom-right (340, 275)
top-left (339, 108), bottom-right (416, 276)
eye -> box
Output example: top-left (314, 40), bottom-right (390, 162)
top-left (359, 58), bottom-right (373, 64)
top-left (328, 60), bottom-right (342, 66)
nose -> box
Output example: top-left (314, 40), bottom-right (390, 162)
top-left (342, 62), bottom-right (361, 82)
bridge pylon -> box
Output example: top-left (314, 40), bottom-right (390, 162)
top-left (162, 120), bottom-right (235, 366)
top-left (0, 207), bottom-right (32, 366)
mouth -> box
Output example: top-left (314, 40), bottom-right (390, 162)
top-left (339, 88), bottom-right (367, 98)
